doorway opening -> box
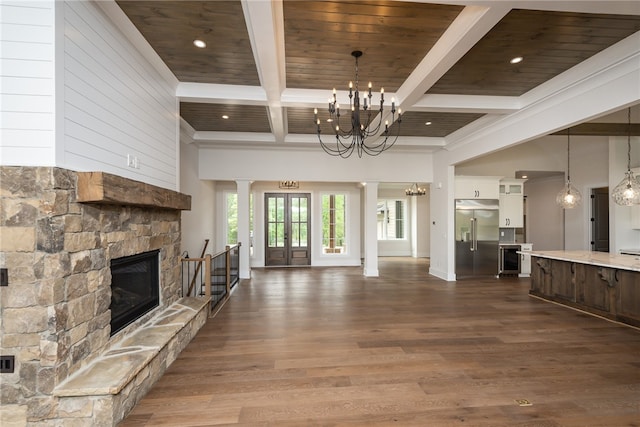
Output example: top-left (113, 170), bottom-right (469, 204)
top-left (265, 193), bottom-right (311, 266)
top-left (590, 187), bottom-right (609, 252)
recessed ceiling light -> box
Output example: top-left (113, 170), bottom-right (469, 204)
top-left (510, 56), bottom-right (523, 64)
top-left (327, 118), bottom-right (333, 122)
top-left (193, 39), bottom-right (206, 48)
top-left (425, 121), bottom-right (432, 126)
top-left (222, 115), bottom-right (229, 119)
top-left (521, 175), bottom-right (528, 179)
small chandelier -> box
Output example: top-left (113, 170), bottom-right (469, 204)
top-left (279, 180), bottom-right (299, 189)
top-left (405, 183), bottom-right (426, 196)
top-left (611, 107), bottom-right (640, 206)
top-left (556, 127), bottom-right (582, 209)
top-left (314, 50), bottom-right (401, 158)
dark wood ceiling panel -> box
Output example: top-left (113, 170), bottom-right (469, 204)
top-left (180, 103), bottom-right (271, 132)
top-left (553, 123), bottom-right (640, 136)
top-left (116, 1), bottom-right (259, 85)
top-left (428, 9), bottom-right (640, 96)
top-left (287, 107), bottom-right (319, 135)
top-left (283, 1), bottom-right (463, 91)
top-left (388, 111), bottom-right (484, 137)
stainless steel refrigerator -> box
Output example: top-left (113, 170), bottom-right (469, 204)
top-left (455, 199), bottom-right (499, 277)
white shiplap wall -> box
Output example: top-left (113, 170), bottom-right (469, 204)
top-left (1, 1), bottom-right (180, 190)
top-left (0, 1), bottom-right (56, 165)
top-left (62, 1), bottom-right (178, 190)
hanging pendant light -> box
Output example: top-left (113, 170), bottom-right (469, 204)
top-left (556, 127), bottom-right (582, 209)
top-left (612, 108), bottom-right (640, 206)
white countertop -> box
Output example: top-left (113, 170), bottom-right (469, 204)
top-left (527, 250), bottom-right (640, 272)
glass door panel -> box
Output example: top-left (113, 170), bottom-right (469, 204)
top-left (265, 193), bottom-right (310, 266)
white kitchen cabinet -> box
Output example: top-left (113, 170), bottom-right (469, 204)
top-left (519, 243), bottom-right (533, 277)
top-left (455, 176), bottom-right (500, 199)
top-left (499, 179), bottom-right (525, 228)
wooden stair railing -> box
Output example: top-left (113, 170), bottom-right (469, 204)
top-left (179, 242), bottom-right (241, 315)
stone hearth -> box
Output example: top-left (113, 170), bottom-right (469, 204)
top-left (0, 167), bottom-right (202, 426)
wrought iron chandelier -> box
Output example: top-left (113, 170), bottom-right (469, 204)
top-left (611, 107), bottom-right (640, 205)
top-left (405, 183), bottom-right (426, 196)
top-left (314, 50), bottom-right (402, 158)
top-left (555, 128), bottom-right (582, 209)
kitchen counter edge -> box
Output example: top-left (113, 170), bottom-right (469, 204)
top-left (527, 250), bottom-right (640, 272)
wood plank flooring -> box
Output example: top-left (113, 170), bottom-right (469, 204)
top-left (120, 257), bottom-right (640, 426)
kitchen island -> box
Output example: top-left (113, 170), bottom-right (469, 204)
top-left (529, 250), bottom-right (640, 328)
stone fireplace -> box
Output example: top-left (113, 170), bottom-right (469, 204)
top-left (0, 167), bottom-right (207, 426)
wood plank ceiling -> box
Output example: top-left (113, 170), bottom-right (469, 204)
top-left (116, 1), bottom-right (640, 145)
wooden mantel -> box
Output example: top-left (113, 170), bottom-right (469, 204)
top-left (76, 172), bottom-right (191, 211)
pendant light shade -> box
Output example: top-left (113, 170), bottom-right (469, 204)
top-left (611, 108), bottom-right (640, 206)
top-left (556, 128), bottom-right (582, 209)
top-left (556, 182), bottom-right (582, 209)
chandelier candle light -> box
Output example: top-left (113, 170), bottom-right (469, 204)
top-left (315, 50), bottom-right (402, 158)
top-left (556, 127), bottom-right (582, 209)
top-left (611, 107), bottom-right (640, 206)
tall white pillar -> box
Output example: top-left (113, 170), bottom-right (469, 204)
top-left (236, 179), bottom-right (251, 279)
top-left (363, 181), bottom-right (379, 277)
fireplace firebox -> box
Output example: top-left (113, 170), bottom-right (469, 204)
top-left (110, 250), bottom-right (160, 335)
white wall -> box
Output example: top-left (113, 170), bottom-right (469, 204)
top-left (0, 1), bottom-right (180, 190)
top-left (524, 176), bottom-right (565, 251)
top-left (610, 136), bottom-right (640, 252)
top-left (412, 188), bottom-right (431, 258)
top-left (1, 0), bottom-right (56, 165)
top-left (180, 141), bottom-right (215, 258)
top-left (564, 137), bottom-right (609, 250)
top-left (198, 146), bottom-right (433, 183)
top-left (61, 1), bottom-right (179, 190)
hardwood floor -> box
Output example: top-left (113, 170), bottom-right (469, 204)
top-left (121, 257), bottom-right (640, 426)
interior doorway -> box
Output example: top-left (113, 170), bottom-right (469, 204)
top-left (590, 187), bottom-right (609, 252)
top-left (264, 193), bottom-right (311, 266)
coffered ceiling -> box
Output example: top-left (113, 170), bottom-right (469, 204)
top-left (115, 1), bottom-right (640, 151)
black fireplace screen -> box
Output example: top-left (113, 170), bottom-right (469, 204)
top-left (110, 250), bottom-right (160, 335)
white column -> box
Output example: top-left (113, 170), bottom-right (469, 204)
top-left (363, 181), bottom-right (379, 277)
top-left (236, 179), bottom-right (251, 279)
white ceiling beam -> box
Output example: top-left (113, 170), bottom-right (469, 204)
top-left (177, 83), bottom-right (267, 105)
top-left (193, 131), bottom-right (276, 144)
top-left (395, 5), bottom-right (511, 112)
top-left (241, 0), bottom-right (287, 143)
top-left (443, 31), bottom-right (640, 164)
top-left (398, 1), bottom-right (640, 15)
top-left (412, 94), bottom-right (521, 114)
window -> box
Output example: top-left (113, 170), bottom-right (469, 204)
top-left (226, 193), bottom-right (254, 254)
top-left (227, 193), bottom-right (237, 244)
top-left (377, 199), bottom-right (406, 240)
top-left (322, 194), bottom-right (346, 254)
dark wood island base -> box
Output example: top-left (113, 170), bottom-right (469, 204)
top-left (529, 251), bottom-right (640, 328)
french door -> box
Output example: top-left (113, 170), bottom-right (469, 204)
top-left (264, 193), bottom-right (311, 266)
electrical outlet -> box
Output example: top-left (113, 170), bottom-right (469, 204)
top-left (0, 355), bottom-right (15, 373)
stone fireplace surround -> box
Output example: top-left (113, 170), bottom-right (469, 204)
top-left (0, 167), bottom-right (207, 426)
